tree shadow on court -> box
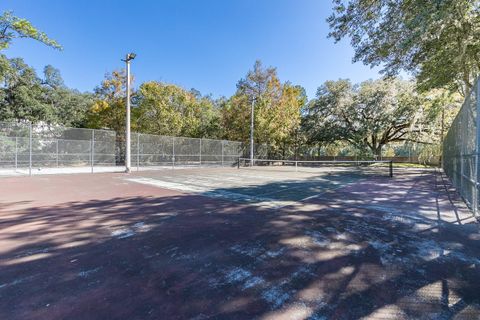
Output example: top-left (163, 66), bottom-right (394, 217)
top-left (0, 170), bottom-right (479, 319)
top-left (202, 171), bottom-right (390, 204)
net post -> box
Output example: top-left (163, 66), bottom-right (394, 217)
top-left (237, 157), bottom-right (240, 169)
top-left (389, 160), bottom-right (393, 178)
top-left (29, 122), bottom-right (32, 176)
top-left (295, 160), bottom-right (298, 172)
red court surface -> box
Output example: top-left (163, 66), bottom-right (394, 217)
top-left (1, 168), bottom-right (480, 319)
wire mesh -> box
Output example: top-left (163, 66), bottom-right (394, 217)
top-left (0, 121), bottom-right (116, 174)
top-left (200, 138), bottom-right (222, 165)
top-left (0, 120), bottom-right (245, 174)
top-left (174, 137), bottom-right (201, 165)
top-left (238, 158), bottom-right (393, 177)
top-left (254, 143), bottom-right (269, 159)
top-left (132, 133), bottom-right (244, 168)
top-left (249, 140), bottom-right (439, 164)
top-left (442, 79), bottom-right (479, 217)
top-left (133, 133), bottom-right (174, 167)
top-left (223, 140), bottom-right (244, 165)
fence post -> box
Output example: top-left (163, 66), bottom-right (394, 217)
top-left (221, 140), bottom-right (224, 167)
top-left (172, 136), bottom-right (175, 169)
top-left (199, 138), bottom-right (202, 166)
top-left (474, 79), bottom-right (480, 217)
top-left (137, 133), bottom-right (140, 171)
top-left (14, 136), bottom-right (17, 172)
top-left (91, 130), bottom-right (95, 173)
top-left (29, 122), bottom-right (32, 176)
top-left (56, 139), bottom-right (59, 167)
top-left (460, 152), bottom-right (465, 198)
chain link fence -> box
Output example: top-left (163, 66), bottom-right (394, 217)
top-left (443, 79), bottom-right (479, 218)
top-left (131, 133), bottom-right (244, 168)
top-left (256, 141), bottom-right (440, 164)
top-left (0, 121), bottom-right (116, 175)
top-left (1, 118), bottom-right (446, 176)
top-left (0, 121), bottom-right (247, 175)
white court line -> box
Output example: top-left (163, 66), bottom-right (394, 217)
top-left (140, 172), bottom-right (304, 190)
top-left (125, 177), bottom-right (294, 209)
top-left (181, 174), bottom-right (297, 188)
top-left (134, 172), bottom-right (331, 199)
top-left (272, 177), bottom-right (369, 209)
top-left (126, 173), bottom-right (367, 210)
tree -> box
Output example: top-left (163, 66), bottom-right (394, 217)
top-left (40, 65), bottom-right (92, 127)
top-left (222, 61), bottom-right (306, 157)
top-left (134, 82), bottom-right (185, 136)
top-left (84, 70), bottom-right (129, 133)
top-left (43, 87), bottom-right (93, 127)
top-left (328, 0), bottom-right (480, 95)
top-left (43, 65), bottom-right (65, 88)
top-left (0, 55), bottom-right (49, 122)
top-left (304, 78), bottom-right (440, 157)
top-left (196, 95), bottom-right (223, 139)
top-left (134, 82), bottom-right (221, 138)
top-left (0, 11), bottom-right (61, 50)
top-left (0, 55), bottom-right (91, 126)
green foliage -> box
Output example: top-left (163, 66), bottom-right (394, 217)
top-left (222, 61), bottom-right (306, 156)
top-left (304, 78), bottom-right (448, 156)
top-left (134, 82), bottom-right (221, 138)
top-left (86, 74), bottom-right (222, 139)
top-left (0, 11), bottom-right (62, 50)
top-left (0, 52), bottom-right (458, 164)
top-left (0, 55), bottom-right (90, 126)
top-left (328, 0), bottom-right (480, 95)
top-left (43, 65), bottom-right (65, 88)
top-left (84, 70), bottom-right (128, 133)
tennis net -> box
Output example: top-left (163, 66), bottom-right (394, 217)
top-left (237, 158), bottom-right (393, 177)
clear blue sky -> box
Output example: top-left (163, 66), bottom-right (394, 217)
top-left (2, 0), bottom-right (382, 99)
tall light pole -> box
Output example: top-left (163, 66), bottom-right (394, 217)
top-left (250, 96), bottom-right (255, 165)
top-left (123, 53), bottom-right (136, 173)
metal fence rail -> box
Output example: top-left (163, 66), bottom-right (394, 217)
top-left (0, 121), bottom-right (247, 175)
top-left (443, 78), bottom-right (480, 218)
top-left (131, 133), bottom-right (244, 168)
top-left (1, 118), bottom-right (444, 177)
top-left (0, 122), bottom-right (116, 175)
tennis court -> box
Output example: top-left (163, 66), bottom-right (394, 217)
top-left (1, 163), bottom-right (480, 319)
top-left (126, 159), bottom-right (393, 209)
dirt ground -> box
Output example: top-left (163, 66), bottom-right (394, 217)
top-left (0, 168), bottom-right (479, 319)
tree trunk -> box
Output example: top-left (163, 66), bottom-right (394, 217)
top-left (371, 144), bottom-right (382, 160)
top-left (376, 145), bottom-right (383, 159)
